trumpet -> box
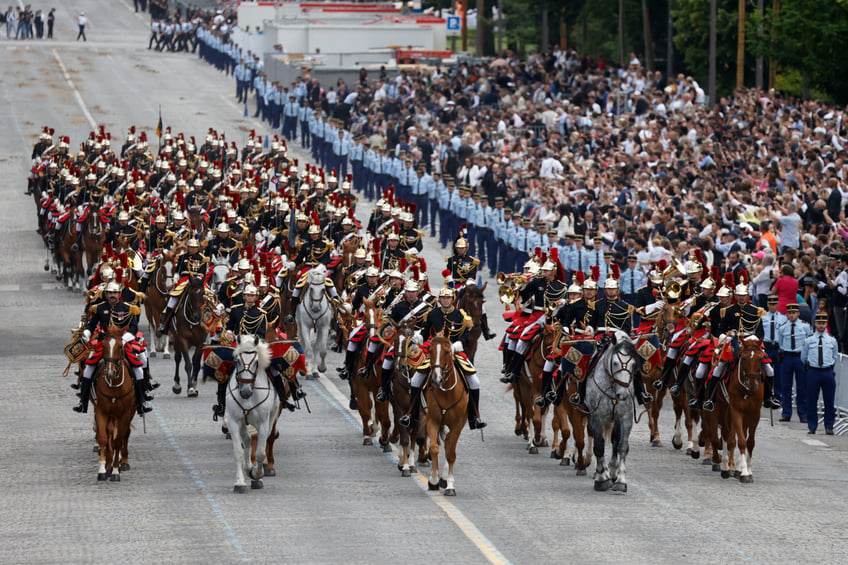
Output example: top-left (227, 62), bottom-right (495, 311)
top-left (665, 280), bottom-right (683, 300)
top-left (496, 272), bottom-right (531, 286)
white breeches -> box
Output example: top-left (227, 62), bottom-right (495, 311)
top-left (543, 359), bottom-right (556, 372)
top-left (167, 295), bottom-right (179, 308)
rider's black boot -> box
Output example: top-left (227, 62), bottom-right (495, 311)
top-left (536, 369), bottom-right (555, 407)
top-left (670, 361), bottom-right (692, 397)
top-left (133, 380), bottom-right (153, 416)
top-left (399, 386), bottom-right (421, 428)
top-left (158, 306), bottom-right (174, 336)
top-left (481, 313), bottom-right (496, 341)
top-left (467, 388), bottom-right (486, 430)
top-left (337, 348), bottom-right (358, 380)
top-left (212, 380), bottom-right (227, 420)
top-left (500, 349), bottom-right (524, 384)
top-left (73, 377), bottom-right (92, 413)
top-left (358, 349), bottom-right (378, 378)
top-left (376, 367), bottom-right (393, 403)
top-left (633, 369), bottom-right (653, 405)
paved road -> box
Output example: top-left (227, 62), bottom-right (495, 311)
top-left (1, 2), bottom-right (847, 564)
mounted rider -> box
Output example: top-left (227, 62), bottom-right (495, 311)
top-left (73, 279), bottom-right (153, 417)
top-left (158, 238), bottom-right (208, 335)
top-left (400, 286), bottom-right (486, 430)
top-left (138, 214), bottom-right (175, 293)
top-left (284, 223), bottom-right (339, 324)
top-left (499, 258), bottom-right (546, 384)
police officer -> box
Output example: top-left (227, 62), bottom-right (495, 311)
top-left (761, 295), bottom-right (786, 409)
top-left (802, 313), bottom-right (838, 435)
top-left (777, 303), bottom-right (812, 422)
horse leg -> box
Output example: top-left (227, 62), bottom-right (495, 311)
top-left (672, 404), bottom-right (683, 450)
top-left (443, 425), bottom-right (460, 496)
top-left (609, 420), bottom-right (621, 481)
top-left (354, 377), bottom-right (373, 445)
top-left (162, 332), bottom-right (171, 359)
top-left (592, 423), bottom-right (611, 491)
top-left (571, 412), bottom-right (588, 475)
top-left (512, 390), bottom-right (523, 437)
top-left (109, 417), bottom-right (123, 482)
top-left (172, 347), bottom-right (183, 395)
top-left (732, 407), bottom-right (750, 482)
top-left (230, 415), bottom-right (249, 493)
top-left (612, 420), bottom-right (631, 493)
top-left (376, 391), bottom-right (392, 453)
top-left (426, 416), bottom-right (441, 490)
top-left (316, 327), bottom-right (328, 374)
top-left (250, 420), bottom-right (269, 488)
top-left (120, 423), bottom-right (132, 472)
top-left (188, 346), bottom-right (202, 396)
top-left (95, 412), bottom-right (108, 480)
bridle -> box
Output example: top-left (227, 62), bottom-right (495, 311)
top-left (229, 349), bottom-right (272, 414)
top-left (430, 339), bottom-right (459, 392)
top-left (181, 281), bottom-right (204, 326)
top-left (302, 276), bottom-right (330, 327)
top-left (592, 342), bottom-right (636, 405)
top-left (734, 343), bottom-right (763, 394)
top-left (154, 257), bottom-right (174, 295)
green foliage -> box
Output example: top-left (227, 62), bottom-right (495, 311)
top-left (671, 0), bottom-right (739, 95)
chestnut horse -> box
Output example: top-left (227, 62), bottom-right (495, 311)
top-left (351, 299), bottom-right (392, 447)
top-left (550, 377), bottom-right (593, 475)
top-left (390, 323), bottom-right (429, 476)
top-left (425, 333), bottom-right (468, 496)
top-left (143, 250), bottom-right (175, 359)
top-left (82, 200), bottom-right (106, 280)
top-left (92, 331), bottom-right (136, 482)
top-left (167, 277), bottom-right (209, 397)
top-left (709, 336), bottom-right (765, 484)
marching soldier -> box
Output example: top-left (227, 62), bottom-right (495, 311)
top-left (399, 287), bottom-right (486, 430)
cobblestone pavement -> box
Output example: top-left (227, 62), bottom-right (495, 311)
top-left (0, 2), bottom-right (846, 564)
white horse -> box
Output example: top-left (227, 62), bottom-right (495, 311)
top-left (295, 264), bottom-right (332, 379)
top-left (227, 336), bottom-right (280, 493)
top-left (209, 255), bottom-right (231, 295)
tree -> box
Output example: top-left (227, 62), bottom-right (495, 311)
top-left (748, 0), bottom-right (848, 102)
top-left (672, 0), bottom-right (739, 96)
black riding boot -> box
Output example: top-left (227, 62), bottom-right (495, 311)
top-left (501, 347), bottom-right (512, 374)
top-left (399, 386), bottom-right (421, 428)
top-left (133, 380), bottom-right (153, 416)
top-left (570, 377), bottom-right (588, 411)
top-left (468, 388), bottom-right (486, 429)
top-left (376, 367), bottom-right (393, 402)
top-left (212, 380), bottom-right (227, 420)
top-left (654, 356), bottom-right (676, 391)
top-left (337, 348), bottom-right (358, 380)
top-left (358, 349), bottom-right (378, 378)
top-left (73, 377), bottom-right (92, 413)
top-left (481, 313), bottom-right (496, 340)
top-left (536, 369), bottom-right (555, 407)
top-left (762, 374), bottom-right (781, 409)
top-left (633, 370), bottom-right (653, 405)
top-left (268, 370), bottom-right (297, 411)
top-left (158, 306), bottom-right (174, 335)
top-left (701, 378), bottom-right (719, 412)
top-left (138, 276), bottom-right (150, 293)
top-left (144, 365), bottom-right (160, 391)
top-left (500, 349), bottom-right (523, 383)
top-left (670, 362), bottom-right (692, 397)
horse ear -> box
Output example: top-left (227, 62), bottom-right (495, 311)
top-left (254, 336), bottom-right (259, 346)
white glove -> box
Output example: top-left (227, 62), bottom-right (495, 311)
top-left (285, 261), bottom-right (296, 270)
top-left (719, 333), bottom-right (727, 342)
top-left (215, 303), bottom-right (225, 315)
top-left (412, 330), bottom-right (423, 344)
top-left (122, 332), bottom-right (135, 344)
top-left (451, 341), bottom-right (464, 353)
top-left (644, 301), bottom-right (664, 316)
top-left (82, 329), bottom-right (91, 342)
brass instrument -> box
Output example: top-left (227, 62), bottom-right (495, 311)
top-left (498, 284), bottom-right (516, 304)
top-left (665, 280), bottom-right (683, 300)
top-left (545, 299), bottom-right (563, 317)
top-left (496, 272), bottom-right (531, 305)
top-left (662, 258), bottom-right (687, 281)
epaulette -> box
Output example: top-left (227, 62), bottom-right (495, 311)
top-left (324, 278), bottom-right (335, 288)
top-left (128, 305), bottom-right (142, 317)
top-left (586, 299), bottom-right (596, 309)
top-left (460, 308), bottom-right (473, 330)
top-left (471, 257), bottom-right (480, 267)
top-left (756, 307), bottom-right (765, 317)
top-left (202, 256), bottom-right (210, 263)
top-left (89, 304), bottom-right (98, 316)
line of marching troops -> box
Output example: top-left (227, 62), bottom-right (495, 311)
top-left (29, 124), bottom-right (505, 430)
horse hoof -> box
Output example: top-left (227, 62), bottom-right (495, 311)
top-left (731, 470), bottom-right (741, 479)
top-left (349, 398), bottom-right (358, 410)
top-left (427, 481), bottom-right (440, 491)
top-left (542, 439), bottom-right (549, 447)
top-left (721, 470), bottom-right (730, 479)
top-left (401, 469), bottom-right (411, 477)
top-left (363, 437), bottom-right (372, 446)
top-left (172, 384), bottom-right (182, 395)
top-left (251, 479), bottom-right (264, 490)
top-left (97, 473), bottom-right (107, 481)
top-left (318, 365), bottom-right (327, 374)
top-left (93, 445), bottom-right (100, 453)
top-left (187, 388), bottom-right (198, 398)
top-left (443, 488), bottom-right (456, 497)
top-left (698, 439), bottom-right (705, 447)
top-left (264, 468), bottom-right (276, 477)
top-left (514, 428), bottom-right (522, 437)
top-left (150, 351), bottom-right (157, 358)
top-left (439, 478), bottom-right (447, 488)
top-left (611, 482), bottom-right (627, 493)
top-left (576, 468), bottom-right (587, 476)
top-left (110, 473), bottom-right (121, 482)
top-left (672, 437), bottom-right (683, 450)
top-left (712, 464), bottom-right (721, 472)
top-left (410, 466), bottom-right (417, 474)
top-left (163, 353), bottom-right (171, 359)
top-left (528, 446), bottom-right (539, 455)
top-left (702, 458), bottom-right (714, 466)
top-left (119, 463), bottom-right (130, 472)
top-left (594, 480), bottom-right (612, 492)
top-left (234, 485), bottom-right (248, 494)
top-left (651, 440), bottom-right (662, 448)
top-left (382, 443), bottom-right (392, 454)
top-left (739, 474), bottom-right (753, 484)
top-left (690, 450), bottom-right (701, 460)
top-left (550, 450), bottom-right (562, 460)
top-left (225, 433), bottom-right (231, 440)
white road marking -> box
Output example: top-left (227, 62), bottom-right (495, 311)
top-left (803, 439), bottom-right (830, 447)
top-left (51, 49), bottom-right (97, 129)
top-left (0, 284), bottom-right (20, 292)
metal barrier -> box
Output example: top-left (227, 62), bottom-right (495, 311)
top-left (828, 354), bottom-right (848, 434)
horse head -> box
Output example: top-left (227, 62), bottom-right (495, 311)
top-left (607, 331), bottom-right (640, 401)
top-left (308, 264), bottom-right (328, 285)
top-left (429, 333), bottom-right (454, 389)
top-left (736, 336), bottom-right (764, 393)
top-left (234, 336), bottom-right (270, 400)
top-left (656, 302), bottom-right (684, 343)
top-left (459, 283), bottom-right (485, 319)
top-left (161, 251), bottom-right (176, 291)
top-left (86, 201), bottom-right (103, 236)
top-left (211, 256), bottom-right (230, 292)
top-left (101, 330), bottom-right (125, 387)
top-left (362, 299), bottom-right (382, 339)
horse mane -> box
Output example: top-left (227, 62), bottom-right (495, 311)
top-left (235, 336), bottom-right (271, 371)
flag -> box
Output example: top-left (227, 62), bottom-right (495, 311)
top-left (155, 109), bottom-right (163, 139)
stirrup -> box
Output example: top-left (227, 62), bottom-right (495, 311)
top-left (652, 379), bottom-right (664, 391)
top-left (358, 365), bottom-right (371, 378)
top-left (534, 395), bottom-right (546, 408)
top-left (640, 392), bottom-right (653, 405)
top-left (669, 385), bottom-right (680, 397)
top-left (499, 372), bottom-right (515, 384)
top-left (283, 314), bottom-right (294, 324)
top-left (338, 367), bottom-right (349, 380)
top-left (399, 413), bottom-right (413, 428)
top-left (544, 389), bottom-right (557, 402)
top-left (701, 399), bottom-right (715, 412)
top-left (291, 387), bottom-right (306, 400)
top-left (212, 403), bottom-right (225, 420)
top-left (376, 387), bottom-right (388, 403)
top-left (138, 402), bottom-right (153, 415)
top-left (71, 243), bottom-right (79, 251)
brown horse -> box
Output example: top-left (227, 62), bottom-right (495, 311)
top-left (550, 377), bottom-right (593, 475)
top-left (351, 299), bottom-right (392, 447)
top-left (167, 277), bottom-right (209, 397)
top-left (143, 250), bottom-right (176, 359)
top-left (643, 302), bottom-right (693, 449)
top-left (526, 326), bottom-right (555, 454)
top-left (82, 201), bottom-right (106, 280)
top-left (56, 219), bottom-right (83, 291)
top-left (425, 333), bottom-right (467, 496)
top-left (92, 331), bottom-right (136, 481)
top-left (712, 337), bottom-right (765, 484)
top-left (457, 283), bottom-right (486, 363)
top-left (390, 323), bottom-right (429, 476)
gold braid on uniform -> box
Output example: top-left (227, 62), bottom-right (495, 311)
top-left (239, 309), bottom-right (266, 335)
top-left (739, 307), bottom-right (765, 333)
top-left (604, 302), bottom-right (634, 330)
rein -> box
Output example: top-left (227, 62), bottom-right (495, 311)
top-left (229, 352), bottom-right (273, 415)
top-left (181, 286), bottom-right (203, 326)
top-left (302, 280), bottom-right (330, 328)
top-left (428, 340), bottom-right (465, 417)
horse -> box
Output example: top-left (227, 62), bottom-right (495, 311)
top-left (227, 336), bottom-right (281, 493)
top-left (143, 250), bottom-right (175, 359)
top-left (56, 218), bottom-right (84, 292)
top-left (642, 302), bottom-right (693, 450)
top-left (208, 255), bottom-right (232, 296)
top-left (456, 282), bottom-right (486, 363)
top-left (585, 331), bottom-right (640, 493)
top-left (92, 330), bottom-right (136, 482)
top-left (523, 325), bottom-right (555, 454)
top-left (351, 299), bottom-right (392, 447)
top-left (709, 336), bottom-right (765, 484)
top-left (167, 276), bottom-right (209, 397)
top-left (294, 264), bottom-right (332, 379)
top-left (424, 333), bottom-right (468, 496)
top-left (550, 377), bottom-right (593, 475)
top-left (390, 323), bottom-right (429, 476)
top-left (81, 201), bottom-right (106, 279)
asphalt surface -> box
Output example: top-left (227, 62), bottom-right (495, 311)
top-left (1, 2), bottom-right (847, 564)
